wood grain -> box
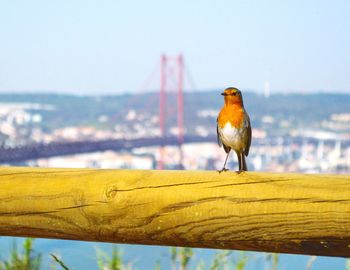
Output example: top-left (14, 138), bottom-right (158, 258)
top-left (0, 167), bottom-right (349, 257)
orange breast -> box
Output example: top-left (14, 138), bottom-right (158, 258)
top-left (218, 104), bottom-right (244, 129)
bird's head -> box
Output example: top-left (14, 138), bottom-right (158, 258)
top-left (221, 87), bottom-right (243, 105)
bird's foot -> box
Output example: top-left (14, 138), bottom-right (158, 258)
top-left (235, 170), bottom-right (247, 174)
top-left (217, 168), bottom-right (229, 174)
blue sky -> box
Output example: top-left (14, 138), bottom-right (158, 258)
top-left (0, 0), bottom-right (349, 94)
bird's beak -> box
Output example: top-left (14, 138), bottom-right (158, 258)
top-left (221, 92), bottom-right (225, 96)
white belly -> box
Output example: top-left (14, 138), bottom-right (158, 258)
top-left (219, 122), bottom-right (246, 151)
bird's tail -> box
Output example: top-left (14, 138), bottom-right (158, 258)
top-left (238, 152), bottom-right (248, 171)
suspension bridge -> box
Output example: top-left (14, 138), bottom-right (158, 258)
top-left (0, 54), bottom-right (189, 165)
top-left (0, 135), bottom-right (345, 164)
top-left (0, 55), bottom-right (348, 168)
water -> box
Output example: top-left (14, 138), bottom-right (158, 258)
top-left (0, 237), bottom-right (346, 269)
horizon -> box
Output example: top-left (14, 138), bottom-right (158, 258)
top-left (0, 88), bottom-right (349, 97)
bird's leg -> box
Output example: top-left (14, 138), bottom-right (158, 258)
top-left (236, 152), bottom-right (247, 174)
top-left (217, 151), bottom-right (230, 173)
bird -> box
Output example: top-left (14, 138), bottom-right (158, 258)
top-left (216, 87), bottom-right (251, 173)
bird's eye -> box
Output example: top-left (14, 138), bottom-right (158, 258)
top-left (232, 92), bottom-right (237, 96)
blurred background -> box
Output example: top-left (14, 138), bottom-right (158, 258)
top-left (0, 0), bottom-right (349, 269)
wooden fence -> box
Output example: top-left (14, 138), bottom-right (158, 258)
top-left (0, 167), bottom-right (349, 257)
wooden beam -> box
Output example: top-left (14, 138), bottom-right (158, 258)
top-left (0, 167), bottom-right (349, 257)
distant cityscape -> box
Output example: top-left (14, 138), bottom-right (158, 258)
top-left (0, 91), bottom-right (349, 174)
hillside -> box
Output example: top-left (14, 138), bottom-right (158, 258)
top-left (0, 91), bottom-right (349, 136)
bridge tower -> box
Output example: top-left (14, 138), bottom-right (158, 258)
top-left (158, 54), bottom-right (184, 170)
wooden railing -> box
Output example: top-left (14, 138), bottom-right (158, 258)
top-left (0, 167), bottom-right (349, 257)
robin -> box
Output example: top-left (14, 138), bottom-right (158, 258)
top-left (217, 87), bottom-right (251, 173)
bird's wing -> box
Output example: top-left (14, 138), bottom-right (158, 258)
top-left (216, 120), bottom-right (222, 147)
top-left (245, 114), bottom-right (252, 156)
top-left (217, 119), bottom-right (231, 153)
